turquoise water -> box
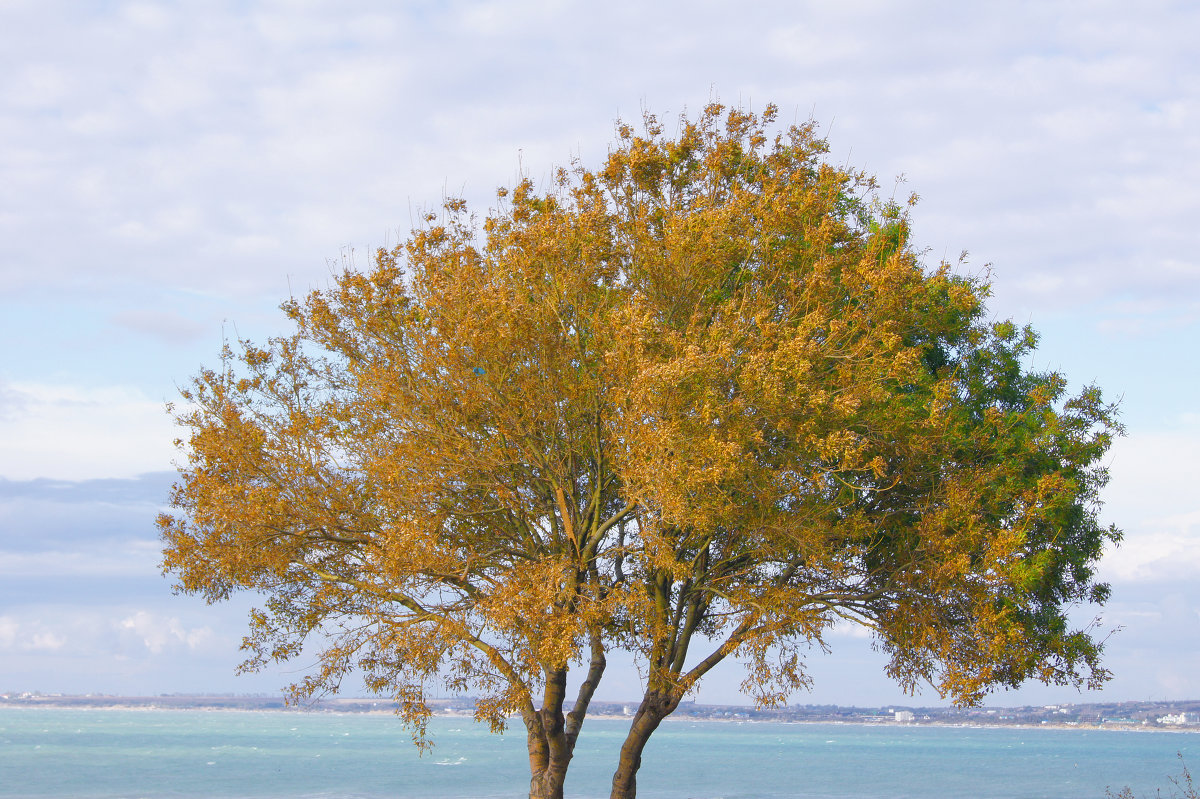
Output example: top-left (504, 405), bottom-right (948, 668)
top-left (0, 707), bottom-right (1193, 798)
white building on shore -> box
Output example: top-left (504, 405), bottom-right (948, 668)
top-left (1156, 712), bottom-right (1199, 725)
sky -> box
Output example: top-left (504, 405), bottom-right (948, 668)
top-left (1, 0), bottom-right (1198, 709)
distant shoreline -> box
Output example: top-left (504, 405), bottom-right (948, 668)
top-left (3, 703), bottom-right (1198, 735)
top-left (3, 693), bottom-right (1198, 733)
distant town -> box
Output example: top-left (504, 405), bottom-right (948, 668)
top-left (3, 692), bottom-right (1198, 730)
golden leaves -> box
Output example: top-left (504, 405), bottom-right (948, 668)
top-left (161, 101), bottom-right (1119, 740)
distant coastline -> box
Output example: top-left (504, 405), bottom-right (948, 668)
top-left (4, 692), bottom-right (1198, 732)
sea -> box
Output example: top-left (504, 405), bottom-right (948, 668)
top-left (0, 707), bottom-right (1194, 799)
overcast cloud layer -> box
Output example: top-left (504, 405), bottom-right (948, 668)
top-left (1, 0), bottom-right (1197, 706)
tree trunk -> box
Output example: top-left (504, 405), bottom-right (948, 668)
top-left (608, 691), bottom-right (675, 799)
top-left (524, 637), bottom-right (607, 798)
top-left (527, 710), bottom-right (572, 799)
top-left (529, 764), bottom-right (569, 799)
top-left (525, 669), bottom-right (573, 799)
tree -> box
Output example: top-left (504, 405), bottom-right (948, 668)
top-left (160, 103), bottom-right (1121, 799)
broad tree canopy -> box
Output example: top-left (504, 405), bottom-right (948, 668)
top-left (161, 103), bottom-right (1120, 799)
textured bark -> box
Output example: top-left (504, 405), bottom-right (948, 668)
top-left (528, 641), bottom-right (607, 799)
top-left (609, 691), bottom-right (677, 799)
top-left (526, 669), bottom-right (570, 799)
top-left (529, 757), bottom-right (569, 799)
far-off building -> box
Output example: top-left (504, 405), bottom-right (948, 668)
top-left (1157, 712), bottom-right (1199, 725)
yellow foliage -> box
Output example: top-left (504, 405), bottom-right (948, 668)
top-left (160, 102), bottom-right (1121, 799)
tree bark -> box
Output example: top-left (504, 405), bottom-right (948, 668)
top-left (526, 713), bottom-right (571, 799)
top-left (608, 691), bottom-right (676, 799)
top-left (529, 758), bottom-right (569, 799)
top-left (525, 668), bottom-right (571, 799)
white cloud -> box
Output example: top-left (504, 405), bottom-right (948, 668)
top-left (6, 62), bottom-right (70, 110)
top-left (0, 615), bottom-right (67, 652)
top-left (1099, 513), bottom-right (1200, 584)
top-left (2, 0), bottom-right (1190, 310)
top-left (1095, 427), bottom-right (1200, 583)
top-left (0, 607), bottom-right (223, 658)
top-left (0, 599), bottom-right (312, 695)
top-left (827, 619), bottom-right (872, 640)
top-left (0, 382), bottom-right (175, 480)
top-left (28, 631), bottom-right (67, 651)
top-left (1102, 428), bottom-right (1200, 520)
top-left (119, 610), bottom-right (214, 655)
top-left (0, 616), bottom-right (16, 648)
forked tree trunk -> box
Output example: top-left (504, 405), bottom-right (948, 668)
top-left (608, 691), bottom-right (676, 799)
top-left (526, 709), bottom-right (572, 799)
top-left (525, 677), bottom-right (573, 799)
top-left (522, 634), bottom-right (607, 798)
